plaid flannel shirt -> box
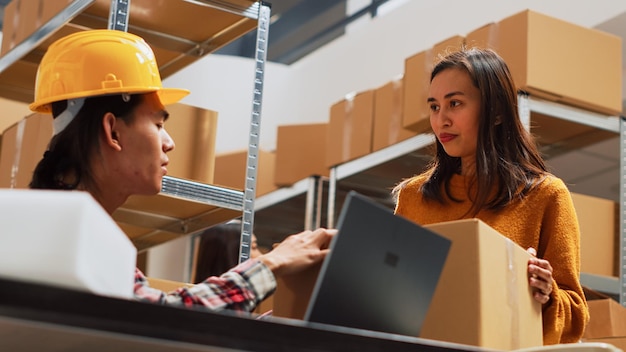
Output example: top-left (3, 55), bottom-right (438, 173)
top-left (134, 259), bottom-right (276, 312)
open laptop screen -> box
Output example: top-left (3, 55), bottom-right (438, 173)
top-left (304, 191), bottom-right (451, 337)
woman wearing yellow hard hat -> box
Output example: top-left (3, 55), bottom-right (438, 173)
top-left (29, 29), bottom-right (335, 312)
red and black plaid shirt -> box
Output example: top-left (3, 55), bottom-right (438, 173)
top-left (133, 259), bottom-right (276, 313)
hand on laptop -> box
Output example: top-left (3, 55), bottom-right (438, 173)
top-left (257, 228), bottom-right (337, 277)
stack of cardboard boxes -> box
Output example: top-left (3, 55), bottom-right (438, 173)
top-left (272, 9), bottom-right (621, 186)
top-left (583, 294), bottom-right (626, 349)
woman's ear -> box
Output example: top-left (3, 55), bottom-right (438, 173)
top-left (102, 112), bottom-right (122, 151)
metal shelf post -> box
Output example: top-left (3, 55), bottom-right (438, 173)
top-left (239, 2), bottom-right (271, 263)
top-left (305, 176), bottom-right (326, 231)
top-left (108, 0), bottom-right (130, 31)
top-left (618, 116), bottom-right (626, 306)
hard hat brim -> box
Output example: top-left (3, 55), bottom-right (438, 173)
top-left (29, 87), bottom-right (190, 113)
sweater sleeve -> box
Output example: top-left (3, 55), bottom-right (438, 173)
top-left (538, 183), bottom-right (589, 344)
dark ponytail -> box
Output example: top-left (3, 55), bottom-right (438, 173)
top-left (29, 94), bottom-right (144, 190)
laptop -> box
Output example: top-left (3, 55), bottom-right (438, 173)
top-left (303, 191), bottom-right (451, 337)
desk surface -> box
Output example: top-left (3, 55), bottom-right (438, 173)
top-left (0, 278), bottom-right (495, 352)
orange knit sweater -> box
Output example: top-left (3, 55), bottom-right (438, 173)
top-left (394, 173), bottom-right (589, 345)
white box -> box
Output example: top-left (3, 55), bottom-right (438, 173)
top-left (0, 189), bottom-right (136, 299)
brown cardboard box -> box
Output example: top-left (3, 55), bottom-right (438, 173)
top-left (571, 192), bottom-right (618, 277)
top-left (325, 90), bottom-right (375, 167)
top-left (1, 0), bottom-right (72, 55)
top-left (272, 218), bottom-right (542, 350)
top-left (275, 123), bottom-right (329, 186)
top-left (0, 97), bottom-right (31, 132)
top-left (213, 149), bottom-right (277, 197)
top-left (147, 277), bottom-right (195, 292)
top-left (465, 22), bottom-right (498, 51)
top-left (41, 0), bottom-right (74, 25)
top-left (164, 103), bottom-right (217, 184)
top-left (372, 76), bottom-right (418, 151)
top-left (583, 298), bottom-right (626, 339)
top-left (0, 113), bottom-right (52, 188)
top-left (402, 35), bottom-right (464, 132)
top-left (272, 262), bottom-right (322, 319)
top-left (0, 0), bottom-right (19, 55)
top-left (421, 219), bottom-right (543, 350)
top-left (496, 10), bottom-right (622, 115)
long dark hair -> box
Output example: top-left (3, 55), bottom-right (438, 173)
top-left (394, 48), bottom-right (547, 216)
top-left (29, 94), bottom-right (144, 192)
top-left (193, 221), bottom-right (242, 283)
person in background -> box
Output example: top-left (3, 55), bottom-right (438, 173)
top-left (193, 219), bottom-right (263, 283)
top-left (392, 47), bottom-right (588, 344)
top-left (28, 29), bottom-right (335, 313)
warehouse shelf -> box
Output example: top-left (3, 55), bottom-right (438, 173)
top-left (0, 0), bottom-right (260, 103)
top-left (580, 273), bottom-right (619, 299)
top-left (253, 175), bottom-right (328, 247)
top-left (114, 176), bottom-right (245, 252)
top-left (324, 94), bottom-right (623, 300)
top-left (0, 0), bottom-right (269, 253)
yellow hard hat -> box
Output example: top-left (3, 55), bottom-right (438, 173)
top-left (29, 29), bottom-right (189, 113)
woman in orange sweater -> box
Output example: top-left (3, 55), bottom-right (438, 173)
top-left (393, 48), bottom-right (588, 344)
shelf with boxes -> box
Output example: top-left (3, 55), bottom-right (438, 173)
top-left (0, 0), bottom-right (270, 253)
top-left (210, 145), bottom-right (329, 248)
top-left (319, 9), bottom-right (624, 304)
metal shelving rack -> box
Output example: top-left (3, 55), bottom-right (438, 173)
top-left (618, 116), bottom-right (626, 306)
top-left (0, 0), bottom-right (271, 255)
top-left (325, 93), bottom-right (625, 304)
top-left (255, 175), bottom-right (327, 231)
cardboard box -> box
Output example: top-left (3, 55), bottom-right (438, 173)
top-left (0, 97), bottom-right (31, 132)
top-left (272, 262), bottom-right (322, 320)
top-left (571, 192), bottom-right (618, 277)
top-left (41, 0), bottom-right (74, 26)
top-left (0, 0), bottom-right (19, 55)
top-left (326, 90), bottom-right (375, 167)
top-left (272, 218), bottom-right (542, 350)
top-left (402, 35), bottom-right (464, 132)
top-left (583, 298), bottom-right (626, 339)
top-left (0, 113), bottom-right (52, 188)
top-left (496, 10), bottom-right (622, 116)
top-left (275, 123), bottom-right (329, 186)
top-left (465, 22), bottom-right (498, 51)
top-left (372, 76), bottom-right (418, 151)
top-left (213, 149), bottom-right (277, 197)
top-left (421, 219), bottom-right (543, 350)
top-left (147, 277), bottom-right (195, 292)
top-left (163, 103), bottom-right (217, 184)
top-left (1, 0), bottom-right (73, 56)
